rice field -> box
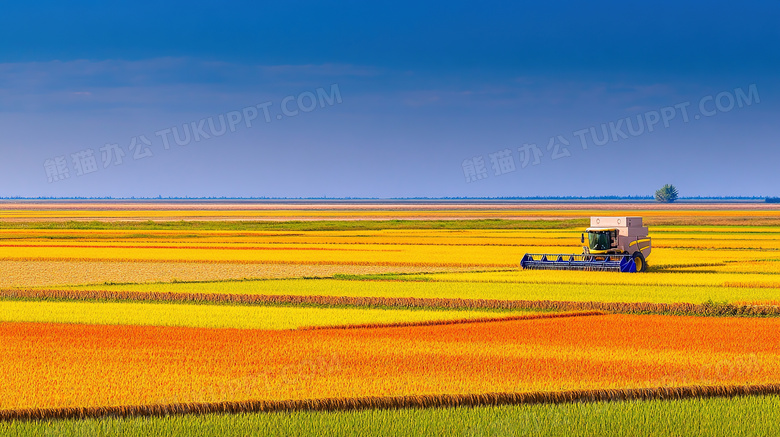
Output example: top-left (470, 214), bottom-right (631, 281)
top-left (4, 395), bottom-right (779, 437)
top-left (1, 203), bottom-right (779, 435)
top-left (1, 314), bottom-right (778, 410)
top-left (55, 275), bottom-right (780, 306)
top-left (0, 300), bottom-right (543, 330)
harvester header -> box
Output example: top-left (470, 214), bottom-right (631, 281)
top-left (520, 216), bottom-right (651, 273)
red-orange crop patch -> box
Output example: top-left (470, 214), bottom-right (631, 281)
top-left (1, 314), bottom-right (778, 411)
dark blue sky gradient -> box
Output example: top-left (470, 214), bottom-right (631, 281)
top-left (1, 1), bottom-right (778, 197)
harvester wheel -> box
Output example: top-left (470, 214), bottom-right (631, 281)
top-left (632, 252), bottom-right (647, 272)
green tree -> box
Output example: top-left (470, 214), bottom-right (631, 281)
top-left (655, 184), bottom-right (679, 203)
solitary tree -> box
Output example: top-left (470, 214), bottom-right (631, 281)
top-left (655, 184), bottom-right (679, 203)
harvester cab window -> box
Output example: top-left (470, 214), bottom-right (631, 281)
top-left (587, 231), bottom-right (614, 251)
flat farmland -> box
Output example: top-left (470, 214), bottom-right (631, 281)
top-left (1, 201), bottom-right (779, 435)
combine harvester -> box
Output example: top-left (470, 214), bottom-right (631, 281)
top-left (521, 216), bottom-right (651, 273)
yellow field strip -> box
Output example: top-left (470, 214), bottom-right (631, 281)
top-left (5, 289), bottom-right (779, 317)
top-left (0, 300), bottom-right (536, 330)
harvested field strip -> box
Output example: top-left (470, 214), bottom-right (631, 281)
top-left (0, 260), bottom-right (473, 289)
top-left (2, 384), bottom-right (779, 422)
top-left (0, 244), bottom-right (390, 252)
top-left (5, 289), bottom-right (780, 316)
top-left (0, 300), bottom-right (539, 330)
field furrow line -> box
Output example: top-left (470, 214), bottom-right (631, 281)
top-left (2, 384), bottom-right (779, 422)
top-left (3, 289), bottom-right (779, 317)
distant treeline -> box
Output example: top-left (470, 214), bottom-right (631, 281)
top-left (0, 196), bottom-right (777, 201)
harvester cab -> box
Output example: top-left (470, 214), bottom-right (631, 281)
top-left (521, 216), bottom-right (651, 273)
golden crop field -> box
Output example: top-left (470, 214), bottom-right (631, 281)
top-left (1, 203), bottom-right (779, 431)
top-left (0, 300), bottom-right (545, 330)
top-left (1, 314), bottom-right (778, 411)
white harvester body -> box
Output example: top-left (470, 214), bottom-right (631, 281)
top-left (521, 216), bottom-right (652, 273)
top-left (583, 216), bottom-right (651, 261)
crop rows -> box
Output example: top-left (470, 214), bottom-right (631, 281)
top-left (0, 300), bottom-right (544, 330)
top-left (63, 272), bottom-right (780, 307)
top-left (0, 239), bottom-right (772, 271)
top-left (5, 289), bottom-right (779, 317)
top-left (3, 384), bottom-right (779, 422)
top-left (0, 255), bottom-right (513, 268)
top-left (0, 260), bottom-right (469, 289)
top-left (2, 209), bottom-right (780, 433)
top-left (2, 314), bottom-right (778, 410)
top-left (5, 395), bottom-right (780, 437)
top-left (10, 234), bottom-right (778, 250)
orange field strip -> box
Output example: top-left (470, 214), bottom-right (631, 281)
top-left (5, 289), bottom-right (780, 317)
top-left (3, 384), bottom-right (780, 422)
top-left (1, 314), bottom-right (778, 411)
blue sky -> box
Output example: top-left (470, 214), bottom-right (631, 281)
top-left (1, 1), bottom-right (778, 198)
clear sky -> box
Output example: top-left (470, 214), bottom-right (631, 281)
top-left (1, 1), bottom-right (778, 198)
